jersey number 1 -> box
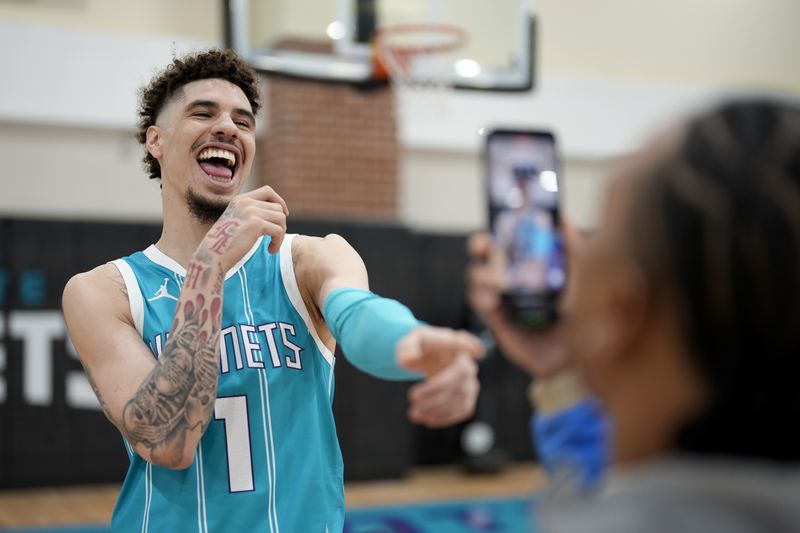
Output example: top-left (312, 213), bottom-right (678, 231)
top-left (213, 396), bottom-right (254, 493)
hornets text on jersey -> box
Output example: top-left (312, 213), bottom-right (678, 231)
top-left (109, 234), bottom-right (342, 532)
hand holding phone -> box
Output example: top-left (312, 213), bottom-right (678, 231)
top-left (485, 129), bottom-right (566, 328)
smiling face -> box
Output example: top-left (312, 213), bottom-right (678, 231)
top-left (145, 78), bottom-right (257, 223)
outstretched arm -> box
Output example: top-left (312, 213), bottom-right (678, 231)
top-left (293, 234), bottom-right (483, 427)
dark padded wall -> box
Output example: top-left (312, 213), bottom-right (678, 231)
top-left (0, 218), bottom-right (533, 489)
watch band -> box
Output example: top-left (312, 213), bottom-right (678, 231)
top-left (528, 370), bottom-right (589, 414)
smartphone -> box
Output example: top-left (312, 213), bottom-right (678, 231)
top-left (485, 129), bottom-right (566, 329)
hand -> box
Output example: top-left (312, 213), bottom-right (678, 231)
top-left (396, 326), bottom-right (484, 428)
top-left (466, 221), bottom-right (582, 379)
top-left (198, 185), bottom-right (289, 270)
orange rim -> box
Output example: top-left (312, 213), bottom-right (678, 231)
top-left (371, 23), bottom-right (468, 81)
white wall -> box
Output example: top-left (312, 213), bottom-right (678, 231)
top-left (0, 0), bottom-right (221, 40)
top-left (0, 20), bottom-right (217, 222)
top-left (536, 0), bottom-right (800, 91)
top-left (1, 0), bottom-right (799, 231)
top-left (396, 0), bottom-right (800, 231)
top-left (400, 148), bottom-right (616, 232)
top-left (0, 123), bottom-right (162, 221)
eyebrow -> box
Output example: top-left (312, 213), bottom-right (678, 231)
top-left (186, 99), bottom-right (256, 124)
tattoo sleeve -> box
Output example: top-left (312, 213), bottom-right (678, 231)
top-left (120, 203), bottom-right (245, 466)
top-left (121, 257), bottom-right (225, 466)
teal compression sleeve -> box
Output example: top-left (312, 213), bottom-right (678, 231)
top-left (322, 287), bottom-right (423, 381)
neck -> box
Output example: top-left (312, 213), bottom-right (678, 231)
top-left (155, 186), bottom-right (215, 268)
top-left (606, 316), bottom-right (706, 469)
top-left (609, 396), bottom-right (676, 467)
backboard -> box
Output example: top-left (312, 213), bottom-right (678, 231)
top-left (225, 0), bottom-right (535, 91)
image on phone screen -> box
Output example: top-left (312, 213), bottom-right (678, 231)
top-left (486, 130), bottom-right (565, 326)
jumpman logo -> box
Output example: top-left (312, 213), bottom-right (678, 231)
top-left (147, 278), bottom-right (179, 302)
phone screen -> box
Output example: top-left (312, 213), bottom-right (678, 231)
top-left (486, 130), bottom-right (565, 327)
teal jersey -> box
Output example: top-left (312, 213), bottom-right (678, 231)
top-left (109, 234), bottom-right (343, 533)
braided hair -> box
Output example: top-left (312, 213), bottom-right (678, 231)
top-left (630, 99), bottom-right (800, 462)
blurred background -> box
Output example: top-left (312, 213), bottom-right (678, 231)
top-left (1, 0), bottom-right (798, 530)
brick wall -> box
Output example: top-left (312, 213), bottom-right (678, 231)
top-left (256, 76), bottom-right (399, 220)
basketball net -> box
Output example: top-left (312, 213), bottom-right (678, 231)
top-left (372, 24), bottom-right (467, 136)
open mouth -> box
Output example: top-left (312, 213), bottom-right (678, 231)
top-left (197, 147), bottom-right (238, 183)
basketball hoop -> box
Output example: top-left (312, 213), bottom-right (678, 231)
top-left (371, 24), bottom-right (468, 86)
top-left (372, 22), bottom-right (467, 142)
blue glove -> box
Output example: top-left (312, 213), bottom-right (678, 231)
top-left (532, 398), bottom-right (609, 489)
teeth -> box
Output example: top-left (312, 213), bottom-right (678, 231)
top-left (197, 147), bottom-right (236, 168)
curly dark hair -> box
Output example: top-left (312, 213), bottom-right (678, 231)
top-left (136, 48), bottom-right (261, 180)
top-left (629, 99), bottom-right (800, 462)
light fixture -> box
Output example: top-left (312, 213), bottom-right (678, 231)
top-left (326, 21), bottom-right (346, 41)
top-left (454, 58), bottom-right (481, 79)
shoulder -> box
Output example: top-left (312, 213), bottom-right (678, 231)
top-left (63, 263), bottom-right (133, 326)
top-left (293, 233), bottom-right (355, 256)
top-left (292, 233), bottom-right (364, 272)
top-left (63, 263), bottom-right (124, 298)
top-left (291, 234), bottom-right (369, 307)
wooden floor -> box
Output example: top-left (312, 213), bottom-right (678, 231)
top-left (0, 463), bottom-right (545, 529)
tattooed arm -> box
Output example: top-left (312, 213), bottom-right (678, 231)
top-left (63, 186), bottom-right (288, 469)
top-left (118, 255), bottom-right (225, 468)
top-left (64, 263), bottom-right (201, 468)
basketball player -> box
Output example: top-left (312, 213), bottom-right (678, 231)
top-left (62, 49), bottom-right (482, 532)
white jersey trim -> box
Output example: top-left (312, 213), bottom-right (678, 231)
top-left (142, 237), bottom-right (263, 281)
top-left (110, 259), bottom-right (145, 336)
top-left (279, 234), bottom-right (335, 366)
top-left (196, 444), bottom-right (208, 533)
top-left (141, 461), bottom-right (152, 533)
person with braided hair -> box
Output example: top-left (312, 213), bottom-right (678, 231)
top-left (468, 99), bottom-right (800, 532)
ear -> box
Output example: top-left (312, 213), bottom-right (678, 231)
top-left (145, 125), bottom-right (163, 160)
